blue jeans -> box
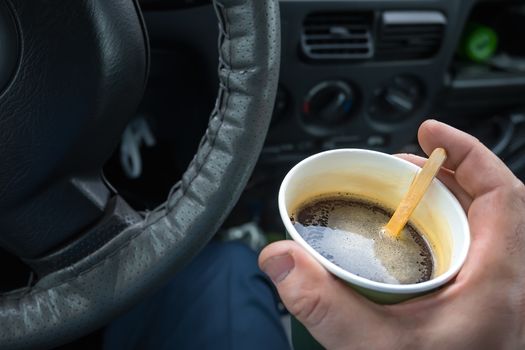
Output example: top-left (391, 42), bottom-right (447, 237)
top-left (104, 239), bottom-right (290, 350)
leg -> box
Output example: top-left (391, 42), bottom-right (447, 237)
top-left (104, 239), bottom-right (290, 350)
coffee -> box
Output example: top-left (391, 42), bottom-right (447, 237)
top-left (291, 196), bottom-right (434, 284)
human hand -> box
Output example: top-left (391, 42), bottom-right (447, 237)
top-left (259, 120), bottom-right (525, 349)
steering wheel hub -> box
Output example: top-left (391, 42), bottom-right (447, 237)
top-left (0, 0), bottom-right (17, 96)
top-left (0, 0), bottom-right (148, 258)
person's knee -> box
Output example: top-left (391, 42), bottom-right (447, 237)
top-left (213, 240), bottom-right (262, 278)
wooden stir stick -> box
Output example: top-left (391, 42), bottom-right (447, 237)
top-left (384, 148), bottom-right (447, 239)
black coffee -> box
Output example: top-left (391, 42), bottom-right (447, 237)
top-left (292, 197), bottom-right (433, 284)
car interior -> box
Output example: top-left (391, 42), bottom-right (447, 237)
top-left (2, 0), bottom-right (525, 348)
top-left (113, 0), bottom-right (525, 224)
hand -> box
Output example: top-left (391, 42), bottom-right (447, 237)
top-left (259, 120), bottom-right (525, 350)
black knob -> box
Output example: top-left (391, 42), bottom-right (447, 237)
top-left (303, 81), bottom-right (354, 127)
top-left (369, 75), bottom-right (423, 122)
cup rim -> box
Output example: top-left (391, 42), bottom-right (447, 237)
top-left (278, 148), bottom-right (471, 294)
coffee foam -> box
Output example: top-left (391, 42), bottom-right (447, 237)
top-left (293, 197), bottom-right (433, 284)
top-left (287, 170), bottom-right (451, 277)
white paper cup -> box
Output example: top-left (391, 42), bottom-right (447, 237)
top-left (279, 149), bottom-right (470, 304)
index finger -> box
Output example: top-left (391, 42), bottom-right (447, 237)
top-left (417, 120), bottom-right (520, 198)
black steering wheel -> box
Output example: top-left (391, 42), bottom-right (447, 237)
top-left (0, 0), bottom-right (280, 348)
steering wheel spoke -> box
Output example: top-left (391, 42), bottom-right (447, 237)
top-left (140, 0), bottom-right (212, 11)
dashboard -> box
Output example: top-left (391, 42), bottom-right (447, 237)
top-left (105, 0), bottom-right (525, 225)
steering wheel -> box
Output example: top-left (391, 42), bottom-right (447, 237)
top-left (0, 0), bottom-right (280, 348)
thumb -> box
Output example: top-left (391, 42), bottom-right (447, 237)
top-left (259, 241), bottom-right (397, 349)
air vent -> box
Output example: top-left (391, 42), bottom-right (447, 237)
top-left (376, 11), bottom-right (446, 60)
top-left (301, 12), bottom-right (374, 60)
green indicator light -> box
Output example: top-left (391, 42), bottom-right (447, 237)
top-left (460, 23), bottom-right (499, 63)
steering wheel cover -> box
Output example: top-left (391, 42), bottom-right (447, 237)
top-left (0, 0), bottom-right (280, 348)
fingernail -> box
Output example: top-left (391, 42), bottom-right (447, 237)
top-left (261, 253), bottom-right (295, 284)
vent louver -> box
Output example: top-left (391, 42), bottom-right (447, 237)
top-left (376, 11), bottom-right (446, 60)
top-left (301, 12), bottom-right (374, 60)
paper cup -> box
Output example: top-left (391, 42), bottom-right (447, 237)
top-left (279, 149), bottom-right (470, 304)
